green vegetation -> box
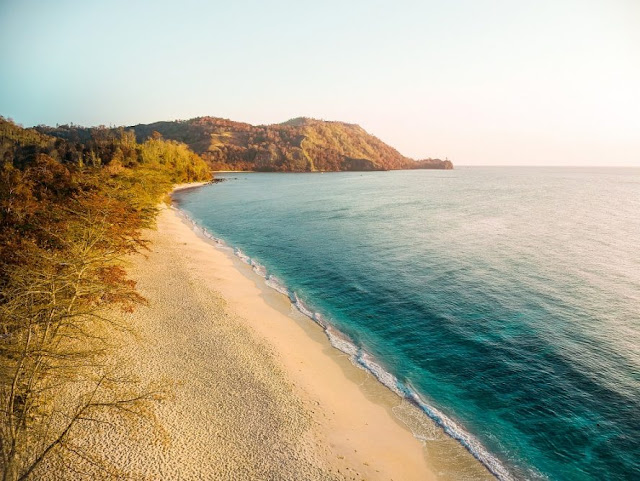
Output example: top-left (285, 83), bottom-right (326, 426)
top-left (0, 117), bottom-right (210, 480)
top-left (42, 117), bottom-right (453, 172)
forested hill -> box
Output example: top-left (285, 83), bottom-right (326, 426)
top-left (128, 117), bottom-right (453, 172)
top-left (1, 116), bottom-right (212, 479)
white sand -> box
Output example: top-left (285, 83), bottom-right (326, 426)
top-left (49, 191), bottom-right (493, 480)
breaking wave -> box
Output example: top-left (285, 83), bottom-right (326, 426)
top-left (174, 204), bottom-right (517, 481)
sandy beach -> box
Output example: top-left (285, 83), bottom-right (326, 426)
top-left (49, 183), bottom-right (494, 480)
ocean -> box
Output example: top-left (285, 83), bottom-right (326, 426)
top-left (173, 167), bottom-right (640, 480)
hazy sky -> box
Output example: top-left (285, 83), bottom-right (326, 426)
top-left (1, 0), bottom-right (639, 165)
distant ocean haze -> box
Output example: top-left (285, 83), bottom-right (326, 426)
top-left (174, 167), bottom-right (640, 480)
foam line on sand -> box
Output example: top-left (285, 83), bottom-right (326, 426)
top-left (49, 195), bottom-right (494, 480)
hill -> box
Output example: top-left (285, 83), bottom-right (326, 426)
top-left (1, 117), bottom-right (212, 479)
top-left (127, 117), bottom-right (453, 171)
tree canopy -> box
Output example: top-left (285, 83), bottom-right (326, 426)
top-left (38, 117), bottom-right (453, 172)
top-left (0, 117), bottom-right (211, 480)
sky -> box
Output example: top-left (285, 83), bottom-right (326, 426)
top-left (1, 0), bottom-right (639, 166)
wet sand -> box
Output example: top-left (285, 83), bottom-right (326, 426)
top-left (57, 182), bottom-right (494, 480)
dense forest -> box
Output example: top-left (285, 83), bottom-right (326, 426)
top-left (0, 117), bottom-right (211, 480)
top-left (39, 117), bottom-right (454, 172)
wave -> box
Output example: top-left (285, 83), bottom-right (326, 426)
top-left (291, 292), bottom-right (315, 319)
top-left (250, 260), bottom-right (267, 277)
top-left (235, 249), bottom-right (268, 277)
top-left (356, 351), bottom-right (405, 397)
top-left (406, 387), bottom-right (518, 481)
top-left (174, 205), bottom-right (518, 481)
top-left (325, 326), bottom-right (358, 356)
top-left (234, 248), bottom-right (251, 265)
top-left (173, 207), bottom-right (227, 248)
top-left (265, 275), bottom-right (290, 297)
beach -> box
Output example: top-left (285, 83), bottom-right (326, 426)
top-left (53, 184), bottom-right (494, 480)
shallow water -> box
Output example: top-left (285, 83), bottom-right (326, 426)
top-left (175, 167), bottom-right (640, 480)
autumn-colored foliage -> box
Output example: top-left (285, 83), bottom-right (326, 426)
top-left (39, 116), bottom-right (453, 172)
top-left (0, 117), bottom-right (210, 480)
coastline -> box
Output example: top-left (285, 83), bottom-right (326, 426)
top-left (171, 180), bottom-right (212, 193)
top-left (163, 203), bottom-right (438, 480)
top-left (64, 182), bottom-right (493, 479)
top-left (167, 184), bottom-right (495, 479)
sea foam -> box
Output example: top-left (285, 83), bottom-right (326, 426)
top-left (174, 206), bottom-right (518, 481)
top-left (265, 275), bottom-right (290, 296)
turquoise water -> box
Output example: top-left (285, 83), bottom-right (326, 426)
top-left (174, 168), bottom-right (640, 480)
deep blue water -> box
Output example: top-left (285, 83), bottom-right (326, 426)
top-left (174, 168), bottom-right (640, 480)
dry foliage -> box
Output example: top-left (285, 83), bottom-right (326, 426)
top-left (0, 118), bottom-right (210, 480)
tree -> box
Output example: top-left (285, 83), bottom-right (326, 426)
top-left (0, 194), bottom-right (165, 481)
top-left (0, 119), bottom-right (211, 479)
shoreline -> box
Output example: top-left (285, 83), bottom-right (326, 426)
top-left (167, 184), bottom-right (496, 480)
top-left (171, 180), bottom-right (212, 193)
top-left (57, 180), bottom-right (495, 479)
top-left (162, 203), bottom-right (436, 480)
